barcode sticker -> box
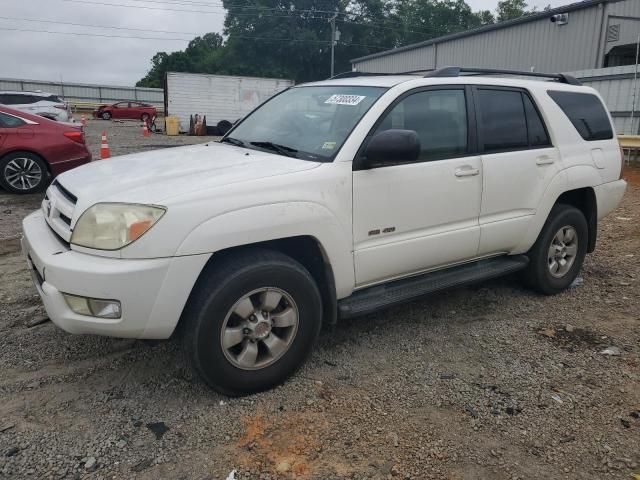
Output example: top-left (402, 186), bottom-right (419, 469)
top-left (324, 94), bottom-right (366, 106)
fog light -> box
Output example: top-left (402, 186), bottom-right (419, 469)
top-left (62, 293), bottom-right (121, 319)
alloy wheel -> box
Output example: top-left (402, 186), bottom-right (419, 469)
top-left (220, 287), bottom-right (299, 370)
top-left (3, 157), bottom-right (42, 191)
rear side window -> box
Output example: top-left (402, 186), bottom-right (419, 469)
top-left (477, 88), bottom-right (551, 152)
top-left (548, 91), bottom-right (613, 141)
top-left (0, 94), bottom-right (29, 105)
top-left (0, 112), bottom-right (26, 127)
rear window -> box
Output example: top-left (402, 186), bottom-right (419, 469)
top-left (0, 112), bottom-right (26, 127)
top-left (547, 91), bottom-right (613, 141)
top-left (46, 95), bottom-right (63, 103)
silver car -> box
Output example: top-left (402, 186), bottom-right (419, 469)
top-left (0, 91), bottom-right (74, 123)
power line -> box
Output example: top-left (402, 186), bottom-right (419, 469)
top-left (56, 0), bottom-right (439, 35)
top-left (0, 15), bottom-right (208, 36)
top-left (0, 26), bottom-right (390, 50)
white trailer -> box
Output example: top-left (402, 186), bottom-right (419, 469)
top-left (164, 72), bottom-right (294, 133)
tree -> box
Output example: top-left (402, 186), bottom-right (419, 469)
top-left (137, 0), bottom-right (509, 85)
top-left (496, 0), bottom-right (530, 22)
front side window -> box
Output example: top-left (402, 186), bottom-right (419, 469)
top-left (226, 85), bottom-right (387, 161)
top-left (373, 89), bottom-right (468, 161)
top-left (0, 112), bottom-right (26, 127)
top-left (548, 91), bottom-right (613, 141)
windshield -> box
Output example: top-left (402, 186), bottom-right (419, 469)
top-left (224, 85), bottom-right (387, 161)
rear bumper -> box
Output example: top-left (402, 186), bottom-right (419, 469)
top-left (594, 179), bottom-right (627, 220)
top-left (21, 210), bottom-right (210, 339)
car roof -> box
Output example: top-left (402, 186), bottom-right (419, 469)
top-left (299, 74), bottom-right (592, 92)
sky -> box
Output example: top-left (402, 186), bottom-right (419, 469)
top-left (0, 0), bottom-right (572, 87)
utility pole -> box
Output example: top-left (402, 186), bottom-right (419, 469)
top-left (329, 13), bottom-right (340, 77)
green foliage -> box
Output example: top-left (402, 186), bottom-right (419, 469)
top-left (137, 0), bottom-right (531, 86)
top-left (496, 0), bottom-right (530, 22)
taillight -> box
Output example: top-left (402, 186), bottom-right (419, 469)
top-left (54, 104), bottom-right (67, 110)
top-left (619, 144), bottom-right (626, 180)
top-left (64, 131), bottom-right (84, 144)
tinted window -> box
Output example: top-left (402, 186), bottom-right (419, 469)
top-left (374, 89), bottom-right (468, 161)
top-left (523, 94), bottom-right (550, 146)
top-left (477, 89), bottom-right (528, 152)
top-left (548, 91), bottom-right (613, 141)
top-left (0, 94), bottom-right (33, 105)
top-left (0, 112), bottom-right (26, 127)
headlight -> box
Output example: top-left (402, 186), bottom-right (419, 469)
top-left (70, 203), bottom-right (166, 250)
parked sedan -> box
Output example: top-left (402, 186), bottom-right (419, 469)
top-left (93, 102), bottom-right (157, 122)
top-left (0, 106), bottom-right (91, 194)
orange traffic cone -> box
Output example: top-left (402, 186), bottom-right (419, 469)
top-left (81, 115), bottom-right (86, 126)
top-left (100, 131), bottom-right (110, 159)
top-left (142, 121), bottom-right (150, 137)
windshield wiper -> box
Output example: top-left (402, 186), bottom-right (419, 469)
top-left (220, 136), bottom-right (245, 147)
top-left (249, 141), bottom-right (298, 158)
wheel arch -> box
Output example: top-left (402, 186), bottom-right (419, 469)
top-left (555, 187), bottom-right (597, 252)
top-left (0, 149), bottom-right (51, 175)
top-left (175, 235), bottom-right (337, 338)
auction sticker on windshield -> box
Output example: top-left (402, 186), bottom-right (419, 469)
top-left (324, 94), bottom-right (366, 106)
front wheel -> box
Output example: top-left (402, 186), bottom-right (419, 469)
top-left (181, 249), bottom-right (322, 396)
top-left (101, 111), bottom-right (112, 120)
top-left (523, 204), bottom-right (588, 295)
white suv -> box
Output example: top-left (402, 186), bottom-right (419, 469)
top-left (0, 91), bottom-right (73, 123)
top-left (21, 67), bottom-right (627, 395)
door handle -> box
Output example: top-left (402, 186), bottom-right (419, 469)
top-left (536, 156), bottom-right (555, 165)
top-left (455, 167), bottom-right (480, 177)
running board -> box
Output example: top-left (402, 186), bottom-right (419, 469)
top-left (338, 255), bottom-right (529, 319)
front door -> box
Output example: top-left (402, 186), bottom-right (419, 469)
top-left (353, 87), bottom-right (482, 287)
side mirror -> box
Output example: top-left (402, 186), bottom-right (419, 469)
top-left (362, 129), bottom-right (421, 168)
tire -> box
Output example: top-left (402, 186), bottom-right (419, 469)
top-left (101, 111), bottom-right (112, 120)
top-left (217, 120), bottom-right (233, 135)
top-left (523, 204), bottom-right (588, 295)
top-left (181, 249), bottom-right (323, 396)
top-left (0, 152), bottom-right (49, 194)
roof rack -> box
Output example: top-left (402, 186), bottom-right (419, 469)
top-left (423, 66), bottom-right (582, 85)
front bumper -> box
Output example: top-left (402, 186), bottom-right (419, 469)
top-left (21, 210), bottom-right (210, 339)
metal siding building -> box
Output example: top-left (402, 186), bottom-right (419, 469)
top-left (352, 0), bottom-right (640, 74)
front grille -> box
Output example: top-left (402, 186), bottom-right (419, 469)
top-left (42, 180), bottom-right (77, 243)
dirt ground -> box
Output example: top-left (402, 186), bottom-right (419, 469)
top-left (0, 122), bottom-right (639, 480)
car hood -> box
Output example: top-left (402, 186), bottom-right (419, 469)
top-left (56, 142), bottom-right (321, 214)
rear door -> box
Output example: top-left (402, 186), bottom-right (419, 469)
top-left (474, 87), bottom-right (560, 256)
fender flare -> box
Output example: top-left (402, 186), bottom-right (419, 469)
top-left (175, 201), bottom-right (355, 298)
top-left (514, 165), bottom-right (600, 253)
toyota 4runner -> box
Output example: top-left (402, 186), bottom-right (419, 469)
top-left (21, 67), bottom-right (627, 395)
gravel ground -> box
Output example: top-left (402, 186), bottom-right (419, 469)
top-left (0, 122), bottom-right (639, 480)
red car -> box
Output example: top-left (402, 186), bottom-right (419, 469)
top-left (0, 106), bottom-right (91, 194)
top-left (93, 101), bottom-right (157, 122)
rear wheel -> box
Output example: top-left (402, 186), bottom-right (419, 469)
top-left (523, 204), bottom-right (588, 295)
top-left (101, 111), bottom-right (112, 120)
top-left (181, 249), bottom-right (322, 396)
top-left (0, 152), bottom-right (49, 194)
